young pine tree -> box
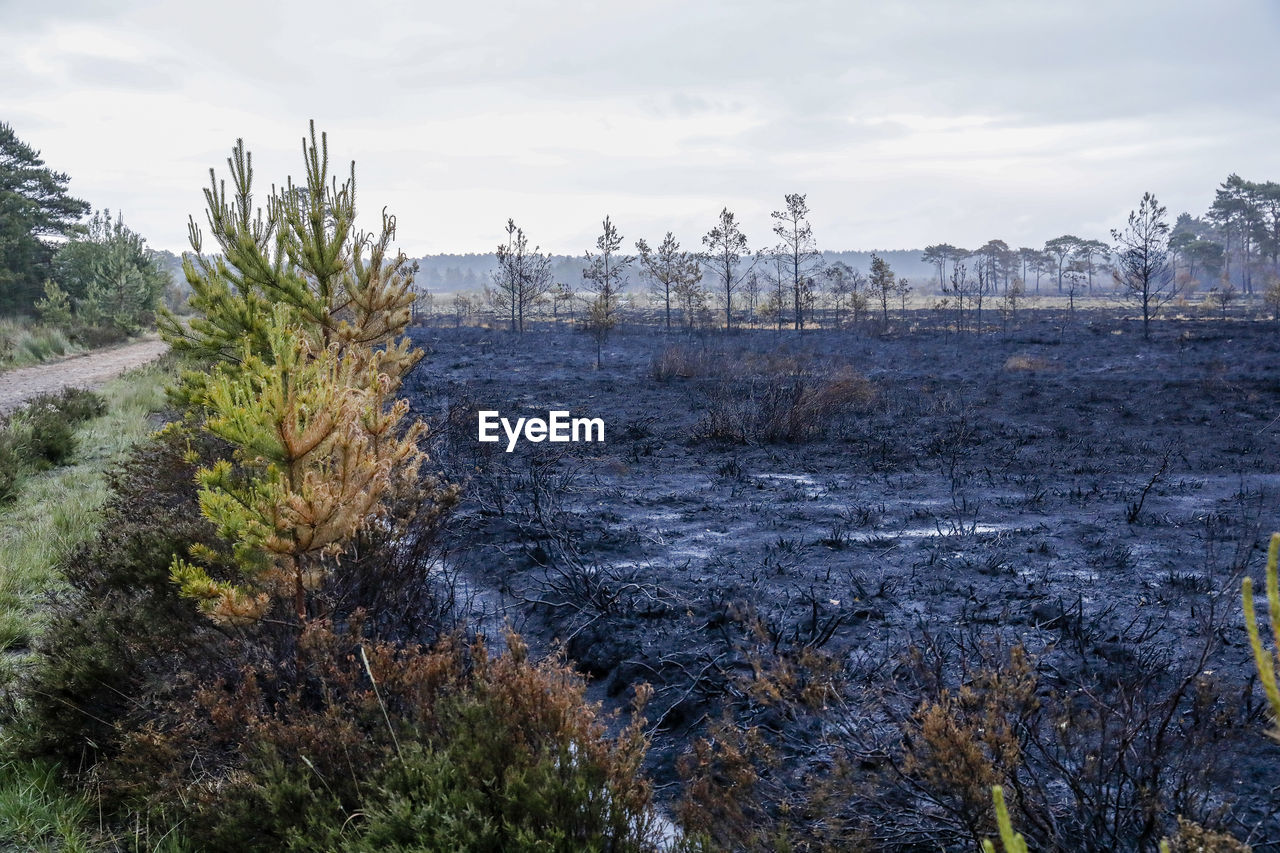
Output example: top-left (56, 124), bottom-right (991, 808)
top-left (161, 124), bottom-right (445, 625)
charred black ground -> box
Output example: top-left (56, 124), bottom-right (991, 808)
top-left (404, 310), bottom-right (1280, 847)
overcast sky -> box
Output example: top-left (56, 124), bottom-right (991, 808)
top-left (4, 0), bottom-right (1278, 257)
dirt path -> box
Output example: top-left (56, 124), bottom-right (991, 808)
top-left (0, 338), bottom-right (169, 415)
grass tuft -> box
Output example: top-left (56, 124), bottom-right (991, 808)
top-left (0, 318), bottom-right (78, 370)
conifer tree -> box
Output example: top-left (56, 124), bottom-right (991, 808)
top-left (161, 124), bottom-right (439, 625)
top-left (635, 231), bottom-right (700, 332)
top-left (701, 208), bottom-right (756, 330)
top-left (770, 193), bottom-right (821, 331)
top-left (583, 216), bottom-right (632, 326)
top-left (0, 122), bottom-right (91, 313)
top-left (870, 253), bottom-right (896, 327)
top-left (57, 209), bottom-right (167, 334)
top-left (1112, 192), bottom-right (1176, 340)
top-left (491, 218), bottom-right (552, 333)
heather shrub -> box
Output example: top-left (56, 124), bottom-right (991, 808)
top-left (6, 423), bottom-right (457, 775)
top-left (1161, 817), bottom-right (1252, 852)
top-left (3, 424), bottom-right (651, 850)
top-left (69, 322), bottom-right (129, 349)
top-left (44, 386), bottom-right (107, 422)
top-left (677, 627), bottom-right (1245, 852)
top-left (112, 625), bottom-right (659, 853)
top-left (10, 401), bottom-right (76, 467)
top-left (0, 388), bottom-right (106, 481)
top-left (676, 621), bottom-right (863, 852)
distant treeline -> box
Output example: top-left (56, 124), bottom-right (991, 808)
top-left (412, 249), bottom-right (935, 295)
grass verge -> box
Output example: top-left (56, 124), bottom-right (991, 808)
top-left (0, 359), bottom-right (175, 852)
top-left (0, 359), bottom-right (171, 652)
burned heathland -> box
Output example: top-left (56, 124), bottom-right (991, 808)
top-left (409, 313), bottom-right (1280, 850)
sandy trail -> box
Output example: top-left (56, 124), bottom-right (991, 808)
top-left (0, 338), bottom-right (168, 415)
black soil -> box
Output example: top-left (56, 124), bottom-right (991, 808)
top-left (404, 312), bottom-right (1280, 847)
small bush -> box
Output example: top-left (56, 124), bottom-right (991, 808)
top-left (1161, 817), bottom-right (1252, 852)
top-left (652, 344), bottom-right (716, 380)
top-left (0, 389), bottom-right (108, 499)
top-left (10, 403), bottom-right (77, 467)
top-left (46, 387), bottom-right (107, 423)
top-left (695, 365), bottom-right (874, 444)
top-left (3, 429), bottom-right (229, 769)
top-left (5, 426), bottom-right (650, 850)
top-left (69, 323), bottom-right (129, 349)
top-left (27, 405), bottom-right (79, 464)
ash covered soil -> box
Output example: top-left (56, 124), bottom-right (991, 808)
top-left (404, 313), bottom-right (1280, 845)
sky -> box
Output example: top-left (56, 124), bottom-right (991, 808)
top-left (3, 0), bottom-right (1279, 257)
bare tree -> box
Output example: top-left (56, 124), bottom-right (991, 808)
top-left (770, 193), bottom-right (822, 331)
top-left (552, 280), bottom-right (575, 324)
top-left (492, 219), bottom-right (552, 333)
top-left (636, 231), bottom-right (701, 332)
top-left (701, 208), bottom-right (756, 330)
top-left (1063, 262), bottom-right (1086, 317)
top-left (999, 277), bottom-right (1025, 333)
top-left (973, 263), bottom-right (989, 332)
top-left (674, 265), bottom-right (707, 331)
top-left (742, 270), bottom-right (761, 327)
top-left (1112, 192), bottom-right (1176, 340)
top-left (583, 293), bottom-right (614, 369)
top-left (452, 291), bottom-right (476, 328)
top-left (410, 268), bottom-right (432, 324)
top-left (1207, 279), bottom-right (1238, 320)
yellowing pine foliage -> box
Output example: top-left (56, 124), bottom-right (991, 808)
top-left (161, 124), bottom-right (443, 624)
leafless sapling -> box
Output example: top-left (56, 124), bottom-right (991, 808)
top-left (1112, 192), bottom-right (1177, 340)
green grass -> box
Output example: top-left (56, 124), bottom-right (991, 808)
top-left (0, 318), bottom-right (79, 371)
top-left (0, 760), bottom-right (95, 852)
top-left (0, 360), bottom-right (172, 652)
top-left (0, 759), bottom-right (192, 852)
